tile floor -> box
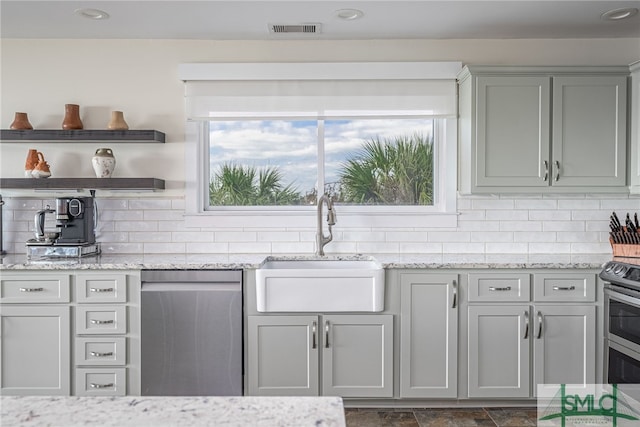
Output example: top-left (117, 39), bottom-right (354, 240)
top-left (344, 407), bottom-right (539, 427)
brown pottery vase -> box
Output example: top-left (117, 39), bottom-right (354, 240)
top-left (24, 149), bottom-right (39, 177)
top-left (107, 111), bottom-right (129, 130)
top-left (10, 112), bottom-right (33, 130)
top-left (62, 104), bottom-right (83, 130)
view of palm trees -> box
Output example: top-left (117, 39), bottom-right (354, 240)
top-left (209, 133), bottom-right (434, 206)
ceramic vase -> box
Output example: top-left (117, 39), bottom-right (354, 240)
top-left (10, 112), bottom-right (33, 130)
top-left (107, 111), bottom-right (129, 130)
top-left (31, 152), bottom-right (51, 178)
top-left (62, 104), bottom-right (83, 130)
top-left (92, 148), bottom-right (116, 178)
top-left (24, 149), bottom-right (40, 177)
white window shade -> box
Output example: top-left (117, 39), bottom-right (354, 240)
top-left (179, 62), bottom-right (461, 119)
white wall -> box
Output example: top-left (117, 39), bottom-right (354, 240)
top-left (2, 38), bottom-right (639, 256)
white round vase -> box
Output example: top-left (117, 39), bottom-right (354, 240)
top-left (92, 148), bottom-right (116, 178)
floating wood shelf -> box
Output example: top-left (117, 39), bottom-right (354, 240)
top-left (0, 178), bottom-right (165, 191)
top-left (0, 129), bottom-right (165, 143)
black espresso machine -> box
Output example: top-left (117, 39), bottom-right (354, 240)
top-left (26, 196), bottom-right (100, 258)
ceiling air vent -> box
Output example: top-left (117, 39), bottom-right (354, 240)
top-left (269, 23), bottom-right (321, 34)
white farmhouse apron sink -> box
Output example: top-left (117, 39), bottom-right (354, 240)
top-left (255, 258), bottom-right (385, 312)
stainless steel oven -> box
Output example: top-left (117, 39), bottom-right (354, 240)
top-left (601, 261), bottom-right (640, 384)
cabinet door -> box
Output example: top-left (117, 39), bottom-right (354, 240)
top-left (475, 76), bottom-right (551, 188)
top-left (468, 305), bottom-right (530, 398)
top-left (400, 273), bottom-right (458, 398)
top-left (552, 76), bottom-right (627, 187)
top-left (322, 314), bottom-right (393, 398)
top-left (533, 305), bottom-right (596, 397)
top-left (247, 315), bottom-right (319, 396)
top-left (0, 305), bottom-right (70, 395)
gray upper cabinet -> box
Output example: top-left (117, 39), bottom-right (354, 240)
top-left (552, 76), bottom-right (627, 187)
top-left (475, 76), bottom-right (551, 188)
top-left (458, 66), bottom-right (630, 194)
top-left (628, 61), bottom-right (640, 194)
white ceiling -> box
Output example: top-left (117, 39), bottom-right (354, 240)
top-left (1, 0), bottom-right (640, 40)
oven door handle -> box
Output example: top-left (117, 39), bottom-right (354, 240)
top-left (605, 286), bottom-right (640, 309)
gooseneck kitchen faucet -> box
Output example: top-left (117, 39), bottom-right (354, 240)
top-left (316, 194), bottom-right (337, 256)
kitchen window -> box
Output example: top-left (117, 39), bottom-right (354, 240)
top-left (180, 62), bottom-right (460, 228)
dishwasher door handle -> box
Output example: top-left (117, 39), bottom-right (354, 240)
top-left (141, 282), bottom-right (241, 292)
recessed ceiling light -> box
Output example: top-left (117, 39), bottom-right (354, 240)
top-left (334, 9), bottom-right (364, 21)
top-left (600, 7), bottom-right (638, 21)
top-left (74, 8), bottom-right (110, 20)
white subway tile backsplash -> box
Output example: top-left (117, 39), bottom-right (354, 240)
top-left (514, 199), bottom-right (558, 210)
top-left (528, 243), bottom-right (571, 254)
top-left (399, 243), bottom-right (443, 253)
top-left (556, 232), bottom-right (600, 243)
top-left (500, 221), bottom-right (542, 232)
top-left (485, 210), bottom-right (529, 221)
top-left (443, 242), bottom-right (485, 254)
top-left (571, 243), bottom-right (611, 253)
top-left (257, 232), bottom-right (301, 242)
top-left (528, 210), bottom-right (571, 221)
top-left (215, 231), bottom-right (257, 242)
top-left (542, 221), bottom-right (585, 232)
top-left (428, 231), bottom-right (471, 242)
top-left (114, 221), bottom-right (158, 232)
top-left (485, 243), bottom-right (528, 254)
top-left (144, 210), bottom-right (184, 221)
top-left (228, 242), bottom-right (272, 253)
top-left (130, 232), bottom-right (172, 243)
top-left (472, 199), bottom-right (515, 210)
top-left (144, 242), bottom-right (186, 253)
top-left (3, 193), bottom-right (635, 256)
top-left (557, 200), bottom-right (601, 210)
top-left (171, 232), bottom-right (214, 242)
top-left (471, 232), bottom-right (512, 242)
top-left (129, 199), bottom-right (172, 210)
top-left (513, 232), bottom-right (556, 242)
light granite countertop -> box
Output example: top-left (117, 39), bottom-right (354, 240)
top-left (0, 254), bottom-right (613, 270)
top-left (0, 396), bottom-right (346, 427)
top-left (0, 252), bottom-right (612, 270)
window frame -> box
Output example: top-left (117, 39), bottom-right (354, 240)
top-left (181, 62), bottom-right (460, 229)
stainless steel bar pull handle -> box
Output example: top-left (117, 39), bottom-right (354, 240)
top-left (543, 160), bottom-right (549, 181)
top-left (324, 321), bottom-right (330, 348)
top-left (554, 161), bottom-right (560, 181)
top-left (537, 311), bottom-right (543, 339)
top-left (552, 285), bottom-right (575, 291)
top-left (523, 311), bottom-right (529, 339)
top-left (90, 383), bottom-right (114, 389)
top-left (90, 351), bottom-right (114, 357)
top-left (90, 287), bottom-right (114, 293)
top-left (489, 286), bottom-right (512, 291)
top-left (452, 280), bottom-right (457, 309)
top-left (19, 287), bottom-right (44, 292)
top-left (312, 321), bottom-right (317, 349)
top-left (90, 319), bottom-right (114, 325)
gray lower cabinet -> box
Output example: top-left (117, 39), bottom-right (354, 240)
top-left (247, 314), bottom-right (393, 398)
top-left (467, 304), bottom-right (596, 398)
top-left (399, 273), bottom-right (458, 398)
top-left (0, 305), bottom-right (71, 395)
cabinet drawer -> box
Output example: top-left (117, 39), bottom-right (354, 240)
top-left (76, 274), bottom-right (127, 303)
top-left (75, 337), bottom-right (126, 366)
top-left (468, 273), bottom-right (530, 302)
top-left (0, 274), bottom-right (70, 303)
top-left (533, 273), bottom-right (596, 302)
top-left (76, 306), bottom-right (127, 335)
top-left (75, 368), bottom-right (126, 396)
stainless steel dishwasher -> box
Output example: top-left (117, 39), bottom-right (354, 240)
top-left (141, 270), bottom-right (242, 396)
